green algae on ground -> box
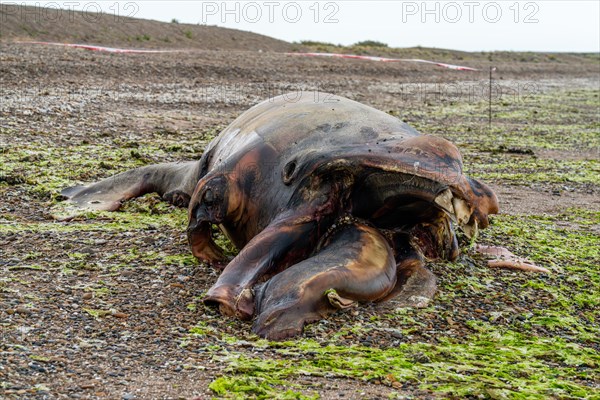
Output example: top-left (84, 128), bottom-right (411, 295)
top-left (205, 331), bottom-right (597, 399)
top-left (482, 211), bottom-right (599, 283)
top-left (0, 130), bottom-right (206, 202)
top-left (203, 322), bottom-right (599, 398)
top-left (466, 158), bottom-right (600, 185)
top-left (480, 212), bottom-right (600, 344)
top-left (209, 375), bottom-right (318, 400)
top-left (202, 209), bottom-right (599, 398)
top-left (405, 88), bottom-right (600, 154)
top-left (0, 199), bottom-right (188, 234)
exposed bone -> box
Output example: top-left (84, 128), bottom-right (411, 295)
top-left (475, 245), bottom-right (550, 273)
top-left (463, 219), bottom-right (478, 239)
top-left (487, 260), bottom-right (550, 273)
top-left (434, 189), bottom-right (455, 216)
top-left (452, 197), bottom-right (472, 226)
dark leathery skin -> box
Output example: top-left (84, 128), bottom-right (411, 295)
top-left (252, 221), bottom-right (396, 340)
top-left (58, 92), bottom-right (499, 339)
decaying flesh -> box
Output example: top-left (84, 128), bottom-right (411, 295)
top-left (56, 92), bottom-right (545, 339)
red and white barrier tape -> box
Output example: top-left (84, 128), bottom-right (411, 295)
top-left (16, 42), bottom-right (477, 70)
top-left (286, 52), bottom-right (478, 71)
top-left (18, 41), bottom-right (180, 54)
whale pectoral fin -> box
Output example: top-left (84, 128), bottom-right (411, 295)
top-left (475, 245), bottom-right (549, 273)
top-left (252, 222), bottom-right (397, 340)
top-left (53, 161), bottom-right (199, 220)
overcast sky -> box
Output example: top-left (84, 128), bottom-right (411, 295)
top-left (13, 1), bottom-right (600, 52)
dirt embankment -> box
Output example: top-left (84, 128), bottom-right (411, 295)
top-left (0, 4), bottom-right (293, 51)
